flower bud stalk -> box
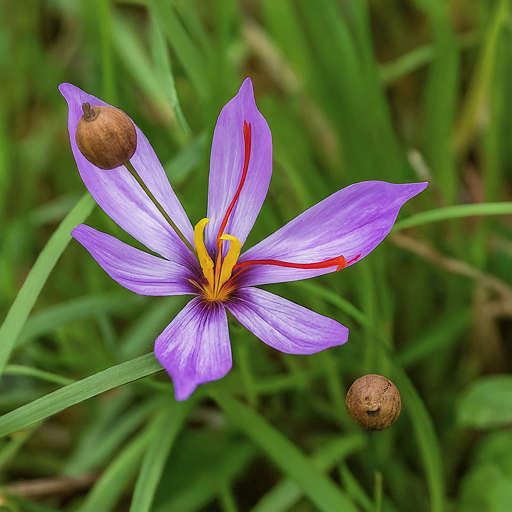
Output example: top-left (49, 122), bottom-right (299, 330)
top-left (124, 161), bottom-right (195, 253)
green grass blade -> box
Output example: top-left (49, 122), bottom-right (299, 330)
top-left (163, 133), bottom-right (207, 186)
top-left (302, 281), bottom-right (445, 511)
top-left (210, 390), bottom-right (358, 512)
top-left (149, 13), bottom-right (191, 139)
top-left (95, 0), bottom-right (117, 104)
top-left (422, 15), bottom-right (459, 204)
top-left (399, 309), bottom-right (471, 367)
top-left (379, 32), bottom-right (479, 85)
top-left (64, 397), bottom-right (160, 475)
top-left (3, 365), bottom-right (74, 386)
top-left (251, 434), bottom-right (366, 512)
top-left (18, 293), bottom-right (143, 347)
top-left (393, 202), bottom-right (512, 231)
top-left (386, 352), bottom-right (445, 512)
top-left (380, 44), bottom-right (434, 84)
top-left (112, 15), bottom-right (174, 121)
top-left (148, 0), bottom-right (208, 101)
top-left (295, 281), bottom-right (368, 327)
top-left (0, 426), bottom-right (34, 470)
top-left (130, 398), bottom-right (193, 512)
top-left (219, 485), bottom-right (239, 512)
top-left (339, 463), bottom-right (374, 512)
top-left (154, 439), bottom-right (256, 512)
top-left (0, 193), bottom-right (95, 377)
top-left (78, 427), bottom-right (152, 512)
top-left (454, 0), bottom-right (510, 153)
top-left (0, 353), bottom-right (162, 438)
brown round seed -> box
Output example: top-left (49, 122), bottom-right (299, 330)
top-left (75, 102), bottom-right (137, 170)
top-left (345, 374), bottom-right (401, 431)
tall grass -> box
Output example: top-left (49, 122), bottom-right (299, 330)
top-left (1, 0), bottom-right (512, 511)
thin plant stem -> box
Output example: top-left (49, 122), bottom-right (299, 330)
top-left (375, 471), bottom-right (383, 512)
top-left (124, 160), bottom-right (195, 253)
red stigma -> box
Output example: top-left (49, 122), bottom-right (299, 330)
top-left (233, 253), bottom-right (361, 273)
top-left (346, 254), bottom-right (361, 265)
top-left (216, 121), bottom-right (251, 249)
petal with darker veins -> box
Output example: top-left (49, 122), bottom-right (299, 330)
top-left (238, 181), bottom-right (428, 286)
top-left (227, 287), bottom-right (349, 354)
top-left (72, 224), bottom-right (198, 296)
top-left (205, 78), bottom-right (272, 252)
top-left (154, 298), bottom-right (231, 401)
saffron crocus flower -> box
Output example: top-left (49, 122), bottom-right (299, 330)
top-left (60, 78), bottom-right (427, 401)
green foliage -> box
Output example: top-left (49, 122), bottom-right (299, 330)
top-left (1, 0), bottom-right (512, 510)
top-left (457, 376), bottom-right (512, 429)
top-left (458, 431), bottom-right (512, 512)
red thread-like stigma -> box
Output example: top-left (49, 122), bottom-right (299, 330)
top-left (233, 253), bottom-right (361, 273)
top-left (216, 121), bottom-right (252, 249)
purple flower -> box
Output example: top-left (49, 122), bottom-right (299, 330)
top-left (60, 78), bottom-right (427, 401)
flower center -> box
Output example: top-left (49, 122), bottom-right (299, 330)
top-left (192, 218), bottom-right (242, 302)
top-left (191, 119), bottom-right (360, 303)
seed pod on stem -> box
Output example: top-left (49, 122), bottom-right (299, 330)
top-left (75, 102), bottom-right (137, 170)
top-left (345, 374), bottom-right (401, 431)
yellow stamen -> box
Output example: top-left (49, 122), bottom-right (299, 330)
top-left (193, 218), bottom-right (214, 288)
top-left (192, 219), bottom-right (242, 302)
top-left (218, 234), bottom-right (242, 291)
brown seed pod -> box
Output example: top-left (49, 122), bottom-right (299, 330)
top-left (75, 102), bottom-right (137, 170)
top-left (345, 374), bottom-right (401, 431)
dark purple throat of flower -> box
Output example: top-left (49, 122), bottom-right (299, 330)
top-left (192, 121), bottom-right (359, 302)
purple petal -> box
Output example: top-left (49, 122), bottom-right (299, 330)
top-left (238, 181), bottom-right (428, 286)
top-left (227, 287), bottom-right (348, 354)
top-left (59, 83), bottom-right (194, 266)
top-left (155, 298), bottom-right (231, 401)
top-left (205, 78), bottom-right (272, 252)
top-left (72, 224), bottom-right (197, 296)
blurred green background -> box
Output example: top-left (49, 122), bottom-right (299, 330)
top-left (2, 0), bottom-right (512, 511)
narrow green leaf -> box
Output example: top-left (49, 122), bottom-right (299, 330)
top-left (148, 0), bottom-right (208, 100)
top-left (149, 9), bottom-right (192, 139)
top-left (0, 193), bottom-right (95, 377)
top-left (379, 44), bottom-right (434, 84)
top-left (95, 0), bottom-right (117, 104)
top-left (219, 485), bottom-right (239, 512)
top-left (3, 365), bottom-right (74, 386)
top-left (399, 309), bottom-right (470, 367)
top-left (18, 293), bottom-right (143, 347)
top-left (163, 133), bottom-right (207, 186)
top-left (0, 353), bottom-right (162, 438)
top-left (393, 202), bottom-right (512, 231)
top-left (210, 390), bottom-right (358, 512)
top-left (339, 463), bottom-right (374, 512)
top-left (112, 15), bottom-right (173, 119)
top-left (78, 428), bottom-right (152, 512)
top-left (309, 278), bottom-right (445, 512)
top-left (0, 426), bottom-right (34, 471)
top-left (388, 359), bottom-right (445, 512)
top-left (295, 281), bottom-right (368, 327)
top-left (120, 296), bottom-right (184, 359)
top-left (28, 193), bottom-right (82, 227)
top-left (252, 434), bottom-right (366, 512)
top-left (454, 0), bottom-right (510, 153)
top-left (65, 397), bottom-right (160, 475)
top-left (379, 31), bottom-right (478, 85)
top-left (130, 398), bottom-right (194, 512)
top-left (422, 14), bottom-right (459, 204)
top-left (155, 439), bottom-right (256, 512)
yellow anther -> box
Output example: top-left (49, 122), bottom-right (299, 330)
top-left (218, 234), bottom-right (242, 291)
top-left (193, 218), bottom-right (214, 288)
top-left (192, 220), bottom-right (242, 301)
